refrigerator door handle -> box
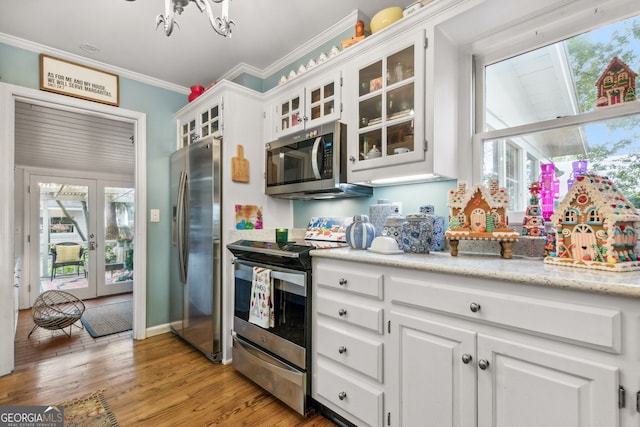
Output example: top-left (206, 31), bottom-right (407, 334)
top-left (176, 170), bottom-right (189, 283)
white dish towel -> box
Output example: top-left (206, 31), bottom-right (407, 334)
top-left (248, 267), bottom-right (274, 328)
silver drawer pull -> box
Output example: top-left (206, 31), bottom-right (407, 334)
top-left (338, 346), bottom-right (347, 354)
top-left (338, 308), bottom-right (347, 316)
top-left (461, 354), bottom-right (473, 364)
top-left (338, 278), bottom-right (347, 286)
top-left (338, 391), bottom-right (347, 401)
top-left (470, 302), bottom-right (481, 313)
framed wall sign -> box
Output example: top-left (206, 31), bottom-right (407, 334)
top-left (40, 54), bottom-right (120, 106)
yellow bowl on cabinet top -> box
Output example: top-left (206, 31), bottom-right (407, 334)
top-left (370, 7), bottom-right (403, 34)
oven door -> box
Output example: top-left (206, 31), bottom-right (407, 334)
top-left (233, 259), bottom-right (308, 369)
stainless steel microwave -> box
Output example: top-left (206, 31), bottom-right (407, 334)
top-left (265, 121), bottom-right (372, 200)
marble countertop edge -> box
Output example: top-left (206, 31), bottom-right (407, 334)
top-left (310, 247), bottom-right (640, 299)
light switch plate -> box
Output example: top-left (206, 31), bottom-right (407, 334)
top-left (150, 209), bottom-right (160, 223)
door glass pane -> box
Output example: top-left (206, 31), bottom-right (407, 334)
top-left (38, 182), bottom-right (88, 293)
top-left (104, 187), bottom-right (135, 285)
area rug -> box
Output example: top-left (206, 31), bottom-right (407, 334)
top-left (81, 301), bottom-right (132, 338)
top-left (58, 390), bottom-right (119, 427)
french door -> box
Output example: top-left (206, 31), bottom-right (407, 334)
top-left (29, 174), bottom-right (134, 304)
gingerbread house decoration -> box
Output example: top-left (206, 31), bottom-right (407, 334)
top-left (596, 57), bottom-right (637, 107)
top-left (445, 179), bottom-right (519, 258)
top-left (521, 182), bottom-right (547, 237)
top-left (544, 174), bottom-right (640, 271)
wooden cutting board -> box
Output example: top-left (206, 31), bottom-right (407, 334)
top-left (231, 144), bottom-right (249, 183)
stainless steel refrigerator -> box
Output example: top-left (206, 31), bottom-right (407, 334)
top-left (169, 136), bottom-right (222, 362)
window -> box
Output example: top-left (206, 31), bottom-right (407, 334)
top-left (475, 14), bottom-right (640, 214)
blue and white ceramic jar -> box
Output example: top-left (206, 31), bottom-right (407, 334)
top-left (402, 213), bottom-right (432, 254)
top-left (419, 205), bottom-right (445, 251)
top-left (369, 199), bottom-right (396, 237)
top-left (346, 214), bottom-right (376, 249)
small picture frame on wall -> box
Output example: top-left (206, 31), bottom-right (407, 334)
top-left (39, 54), bottom-right (120, 106)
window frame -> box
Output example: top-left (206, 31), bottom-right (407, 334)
top-left (468, 2), bottom-right (640, 220)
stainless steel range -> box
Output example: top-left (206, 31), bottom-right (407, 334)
top-left (227, 240), bottom-right (316, 416)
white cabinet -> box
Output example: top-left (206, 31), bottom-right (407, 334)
top-left (348, 29), bottom-right (426, 176)
top-left (176, 92), bottom-right (222, 149)
top-left (265, 70), bottom-right (342, 141)
top-left (343, 20), bottom-right (462, 183)
top-left (312, 259), bottom-right (385, 427)
top-left (477, 335), bottom-right (618, 427)
top-left (388, 272), bottom-right (622, 427)
top-left (390, 311), bottom-right (476, 427)
top-left (390, 309), bottom-right (619, 427)
top-left (313, 257), bottom-right (635, 427)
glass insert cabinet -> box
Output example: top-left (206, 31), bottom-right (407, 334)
top-left (351, 31), bottom-right (426, 172)
top-left (177, 97), bottom-right (222, 149)
top-left (271, 71), bottom-right (342, 138)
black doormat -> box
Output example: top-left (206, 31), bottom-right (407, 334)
top-left (81, 301), bottom-right (132, 338)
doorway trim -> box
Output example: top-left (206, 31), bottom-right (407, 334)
top-left (0, 82), bottom-right (147, 376)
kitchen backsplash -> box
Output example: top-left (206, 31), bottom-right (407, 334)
top-left (292, 179), bottom-right (457, 228)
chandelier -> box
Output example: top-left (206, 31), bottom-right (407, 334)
top-left (155, 0), bottom-right (235, 37)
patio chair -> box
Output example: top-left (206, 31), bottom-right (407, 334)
top-left (50, 242), bottom-right (85, 280)
top-left (28, 290), bottom-right (85, 338)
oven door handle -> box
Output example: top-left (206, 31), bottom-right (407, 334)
top-left (234, 260), bottom-right (306, 288)
top-left (232, 332), bottom-right (305, 385)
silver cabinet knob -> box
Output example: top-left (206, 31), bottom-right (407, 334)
top-left (338, 391), bottom-right (347, 401)
top-left (349, 155), bottom-right (356, 163)
top-left (338, 278), bottom-right (347, 286)
top-left (478, 359), bottom-right (490, 370)
top-left (338, 346), bottom-right (347, 354)
top-left (338, 308), bottom-right (347, 316)
top-left (461, 354), bottom-right (473, 364)
top-left (470, 302), bottom-right (481, 313)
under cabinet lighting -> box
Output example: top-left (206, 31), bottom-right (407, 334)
top-left (367, 173), bottom-right (441, 185)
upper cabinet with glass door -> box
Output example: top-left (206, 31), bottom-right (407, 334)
top-left (346, 22), bottom-right (461, 184)
top-left (268, 70), bottom-right (342, 140)
top-left (348, 29), bottom-right (426, 180)
top-left (176, 90), bottom-right (223, 150)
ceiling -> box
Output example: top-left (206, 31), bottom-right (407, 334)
top-left (0, 0), bottom-right (406, 91)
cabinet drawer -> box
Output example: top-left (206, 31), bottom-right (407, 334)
top-left (316, 293), bottom-right (384, 334)
top-left (389, 275), bottom-right (621, 352)
top-left (315, 262), bottom-right (384, 300)
top-left (317, 322), bottom-right (383, 382)
top-left (316, 360), bottom-right (383, 427)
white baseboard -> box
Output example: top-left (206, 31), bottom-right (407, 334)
top-left (144, 323), bottom-right (171, 338)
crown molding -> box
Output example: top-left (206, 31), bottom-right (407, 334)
top-left (222, 9), bottom-right (367, 82)
top-left (0, 32), bottom-right (190, 94)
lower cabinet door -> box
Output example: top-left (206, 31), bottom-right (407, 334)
top-left (477, 334), bottom-right (619, 427)
top-left (390, 310), bottom-right (477, 427)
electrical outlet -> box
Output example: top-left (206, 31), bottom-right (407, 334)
top-left (150, 209), bottom-right (160, 223)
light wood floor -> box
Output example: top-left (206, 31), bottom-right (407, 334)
top-left (4, 294), bottom-right (335, 426)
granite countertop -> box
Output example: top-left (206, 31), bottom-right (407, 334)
top-left (310, 247), bottom-right (640, 299)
